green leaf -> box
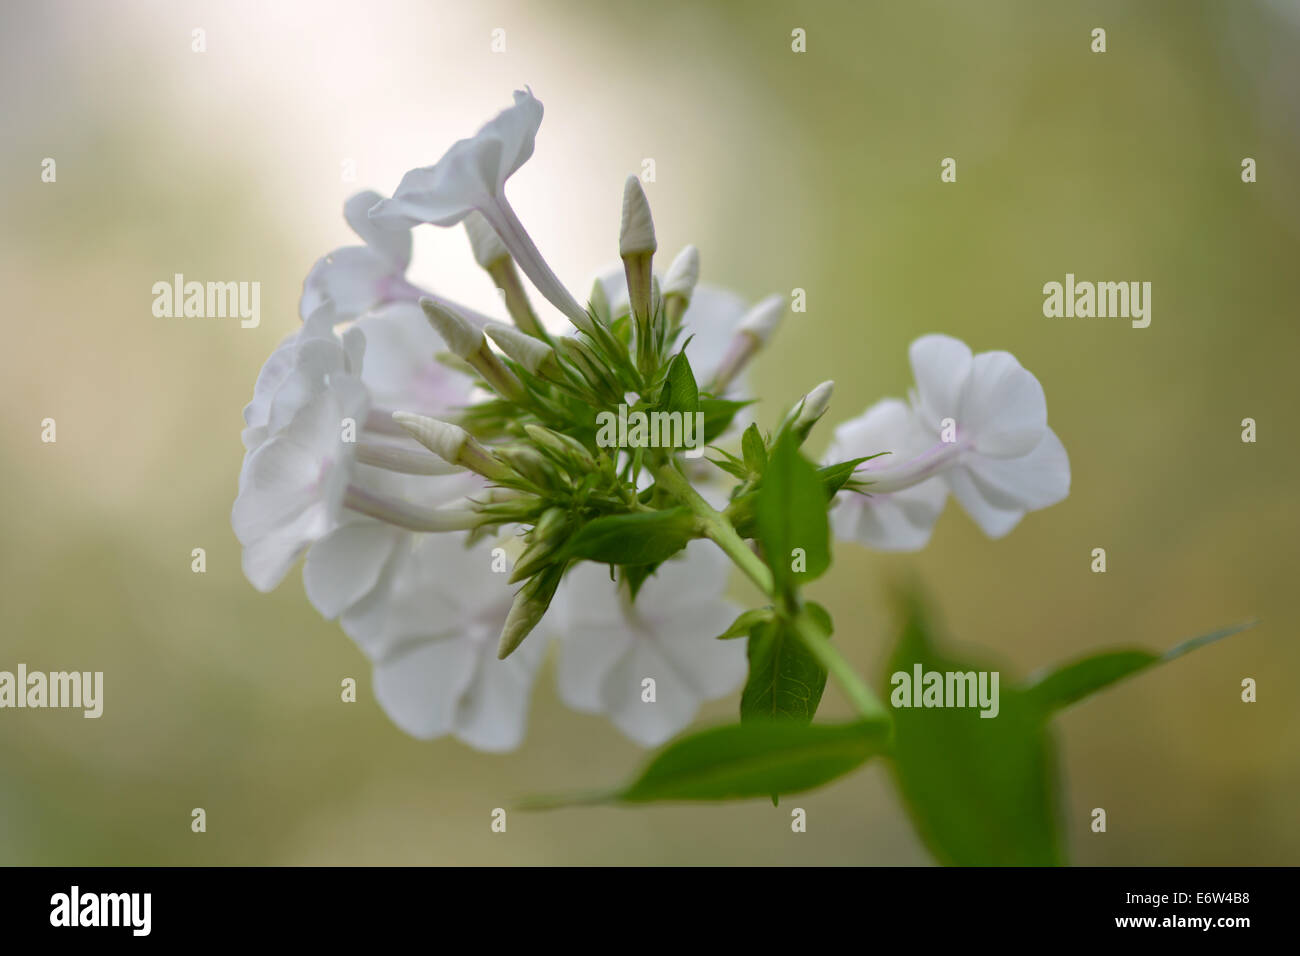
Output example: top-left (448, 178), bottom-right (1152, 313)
top-left (522, 719), bottom-right (890, 807)
top-left (659, 351), bottom-right (699, 416)
top-left (741, 423), bottom-right (767, 474)
top-left (884, 591), bottom-right (1065, 866)
top-left (740, 616), bottom-right (829, 722)
top-left (559, 508), bottom-right (697, 566)
top-left (1023, 620), bottom-right (1258, 714)
top-left (715, 606), bottom-right (775, 640)
top-left (699, 398), bottom-right (753, 443)
top-left (817, 456), bottom-right (873, 496)
top-left (706, 455), bottom-right (750, 481)
top-left (754, 432), bottom-right (831, 592)
top-left (621, 562), bottom-right (661, 601)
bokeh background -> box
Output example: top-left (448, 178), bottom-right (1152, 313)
top-left (2, 0), bottom-right (1297, 865)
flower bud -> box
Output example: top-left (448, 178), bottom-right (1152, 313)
top-left (620, 177), bottom-right (658, 371)
top-left (662, 245), bottom-right (700, 329)
top-left (498, 562), bottom-right (565, 659)
top-left (619, 175), bottom-right (657, 258)
top-left (557, 335), bottom-right (621, 401)
top-left (737, 294), bottom-right (786, 345)
top-left (711, 294), bottom-right (788, 393)
top-left (509, 506), bottom-right (569, 582)
top-left (485, 322), bottom-right (560, 379)
top-left (420, 296), bottom-right (485, 358)
top-left (663, 245), bottom-right (700, 300)
top-left (523, 423), bottom-right (597, 472)
top-left (788, 380), bottom-right (834, 443)
top-left (495, 445), bottom-right (567, 492)
top-left (391, 412), bottom-right (510, 481)
top-left (421, 298), bottom-right (524, 401)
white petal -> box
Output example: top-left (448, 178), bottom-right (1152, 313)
top-left (299, 247), bottom-right (391, 323)
top-left (601, 638), bottom-right (706, 747)
top-left (909, 334), bottom-right (972, 433)
top-left (831, 481), bottom-right (947, 552)
top-left (241, 331), bottom-right (301, 450)
top-left (651, 600), bottom-right (748, 699)
top-left (453, 636), bottom-right (548, 752)
top-left (945, 466), bottom-right (1025, 539)
top-left (371, 637), bottom-right (478, 740)
top-left (554, 543), bottom-right (746, 745)
top-left (824, 398), bottom-right (948, 552)
top-left (963, 351), bottom-right (1048, 458)
top-left (231, 434), bottom-right (322, 544)
top-left (239, 502), bottom-right (329, 592)
top-left (369, 89), bottom-right (543, 229)
top-left (303, 520), bottom-right (406, 619)
top-left (963, 427), bottom-right (1070, 512)
top-left (553, 562), bottom-right (633, 711)
top-left (343, 190), bottom-right (411, 269)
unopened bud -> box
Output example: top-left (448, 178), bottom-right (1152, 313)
top-left (509, 507), bottom-right (569, 582)
top-left (789, 380), bottom-right (834, 442)
top-left (498, 562), bottom-right (565, 659)
top-left (420, 297), bottom-right (484, 358)
top-left (619, 175), bottom-right (657, 257)
top-left (421, 298), bottom-right (524, 401)
top-left (495, 445), bottom-right (566, 492)
top-left (392, 412), bottom-right (510, 481)
top-left (620, 177), bottom-right (657, 365)
top-left (485, 322), bottom-right (560, 379)
top-left (523, 423), bottom-right (597, 472)
top-left (737, 294), bottom-right (786, 345)
top-left (710, 294), bottom-right (788, 393)
top-left (663, 245), bottom-right (700, 302)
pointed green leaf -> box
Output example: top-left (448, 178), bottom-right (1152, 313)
top-left (741, 423), bottom-right (767, 474)
top-left (520, 718), bottom-right (889, 806)
top-left (559, 508), bottom-right (697, 566)
top-left (884, 591), bottom-right (1065, 866)
top-left (754, 432), bottom-right (830, 592)
top-left (1022, 620), bottom-right (1258, 714)
top-left (741, 616), bottom-right (829, 722)
top-left (715, 606), bottom-right (775, 640)
top-left (699, 398), bottom-right (753, 443)
top-left (660, 351), bottom-right (699, 416)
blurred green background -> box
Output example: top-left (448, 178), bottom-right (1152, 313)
top-left (2, 0), bottom-right (1296, 865)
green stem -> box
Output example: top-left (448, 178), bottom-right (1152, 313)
top-left (789, 608), bottom-right (888, 722)
top-left (652, 460), bottom-right (887, 722)
top-left (652, 462), bottom-right (772, 595)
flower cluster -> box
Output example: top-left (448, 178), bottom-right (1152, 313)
top-left (233, 89), bottom-right (1069, 752)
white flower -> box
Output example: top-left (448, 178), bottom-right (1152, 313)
top-left (552, 542), bottom-right (747, 747)
top-left (300, 191), bottom-right (496, 329)
top-left (369, 89), bottom-right (591, 331)
top-left (338, 533), bottom-right (549, 752)
top-left (825, 399), bottom-right (949, 551)
top-left (827, 334), bottom-right (1070, 549)
top-left (232, 343), bottom-right (369, 591)
top-left (348, 302), bottom-right (474, 418)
